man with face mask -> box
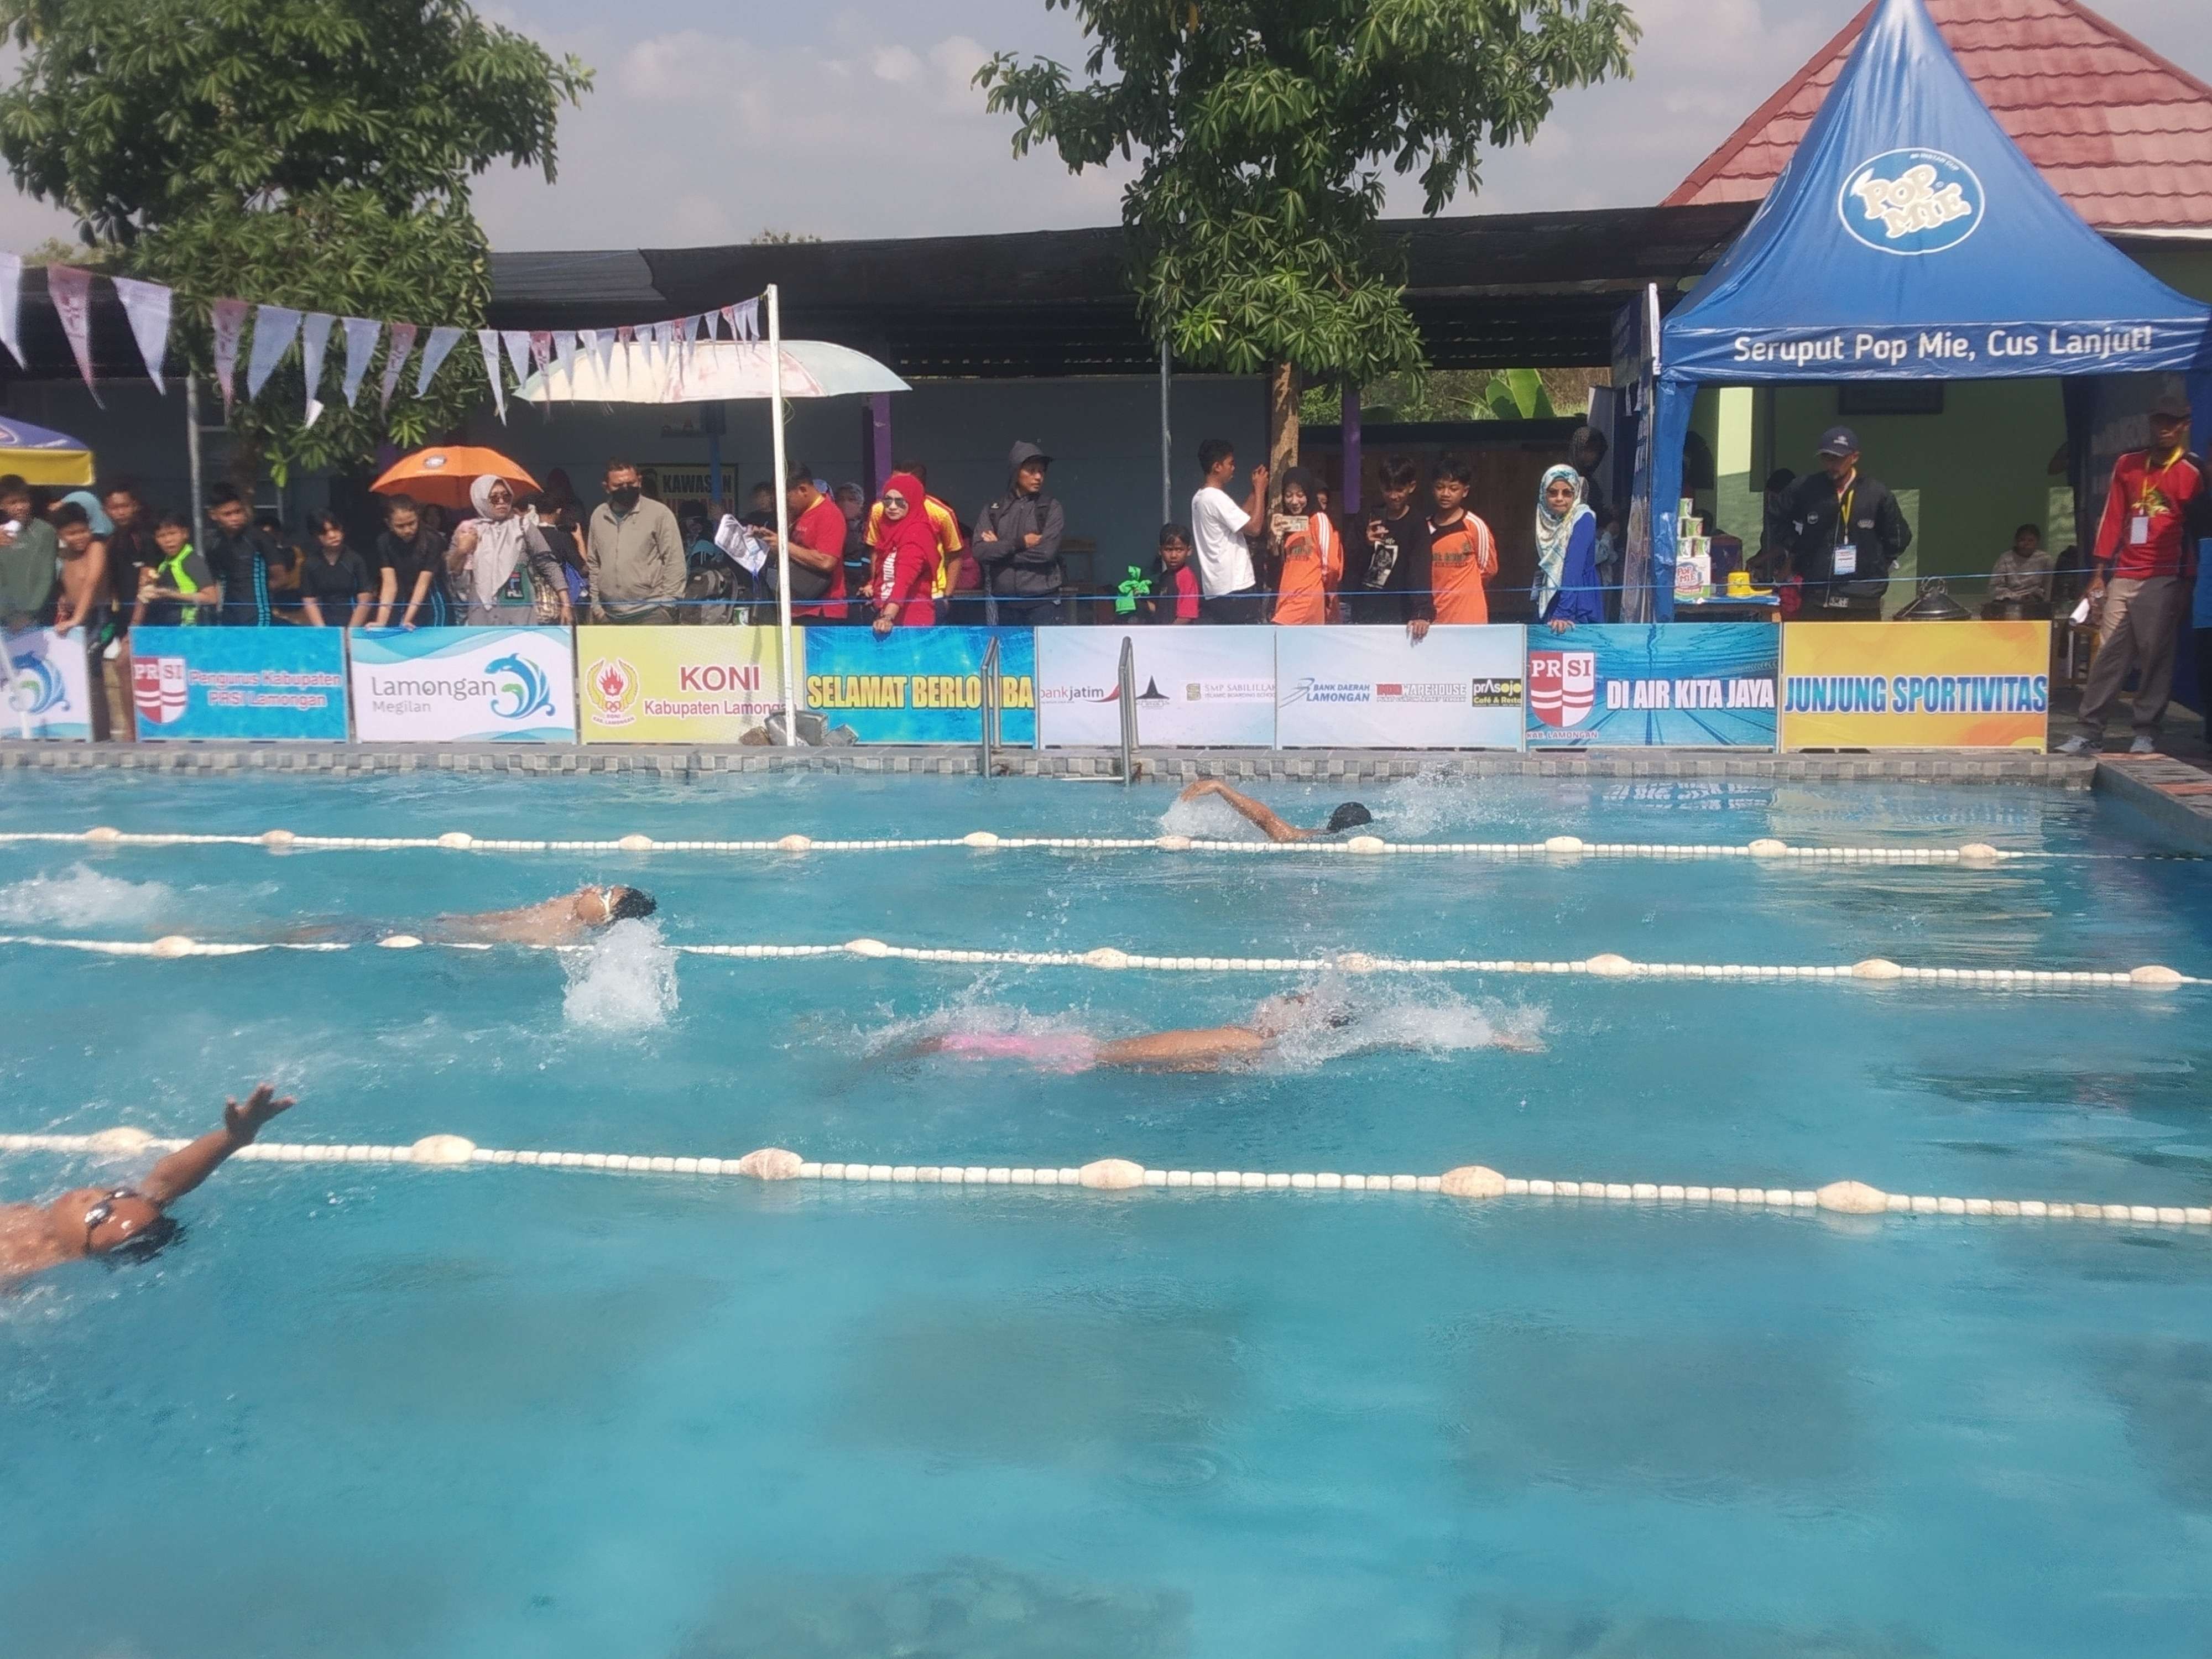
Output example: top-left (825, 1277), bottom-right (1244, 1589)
top-left (585, 460), bottom-right (686, 626)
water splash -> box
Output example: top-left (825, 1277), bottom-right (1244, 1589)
top-left (561, 919), bottom-right (679, 1032)
top-left (1256, 972), bottom-right (1546, 1071)
top-left (0, 863), bottom-right (176, 928)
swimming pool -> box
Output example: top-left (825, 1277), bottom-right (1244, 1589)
top-left (2, 767), bottom-right (2209, 1657)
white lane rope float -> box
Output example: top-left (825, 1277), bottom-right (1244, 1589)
top-left (1, 1130), bottom-right (2205, 1229)
top-left (0, 931), bottom-right (2197, 987)
top-left (0, 827), bottom-right (2188, 862)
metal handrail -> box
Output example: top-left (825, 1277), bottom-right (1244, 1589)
top-left (978, 634), bottom-right (1000, 779)
top-left (1117, 634), bottom-right (1138, 787)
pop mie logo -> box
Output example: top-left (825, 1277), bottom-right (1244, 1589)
top-left (1838, 148), bottom-right (1981, 255)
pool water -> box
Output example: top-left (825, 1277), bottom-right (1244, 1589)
top-left (1, 769), bottom-right (2209, 1657)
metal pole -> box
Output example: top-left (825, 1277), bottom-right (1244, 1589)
top-left (1117, 634), bottom-right (1138, 787)
top-left (1159, 337), bottom-right (1172, 525)
top-left (768, 285), bottom-right (797, 746)
top-left (978, 633), bottom-right (1000, 780)
top-left (185, 373), bottom-right (205, 552)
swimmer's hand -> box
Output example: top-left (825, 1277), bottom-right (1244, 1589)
top-left (223, 1083), bottom-right (296, 1144)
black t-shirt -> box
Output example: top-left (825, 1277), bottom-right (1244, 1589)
top-left (105, 523), bottom-right (160, 609)
top-left (298, 548), bottom-right (373, 620)
top-left (202, 523), bottom-right (279, 599)
top-left (1348, 507), bottom-right (1434, 624)
top-left (374, 529), bottom-right (451, 614)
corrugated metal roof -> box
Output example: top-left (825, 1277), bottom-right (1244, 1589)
top-left (1665, 0), bottom-right (2212, 231)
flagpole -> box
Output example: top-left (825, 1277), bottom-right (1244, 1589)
top-left (767, 284), bottom-right (797, 746)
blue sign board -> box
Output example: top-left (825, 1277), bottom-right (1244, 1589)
top-left (129, 627), bottom-right (350, 741)
top-left (801, 627), bottom-right (1036, 744)
top-left (1525, 623), bottom-right (1778, 749)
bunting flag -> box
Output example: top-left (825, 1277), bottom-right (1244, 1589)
top-left (498, 328), bottom-right (530, 389)
top-left (552, 329), bottom-right (578, 382)
top-left (209, 298), bottom-right (251, 410)
top-left (415, 324), bottom-right (463, 395)
top-left (528, 330), bottom-right (553, 373)
top-left (734, 298), bottom-right (761, 341)
top-left (581, 327), bottom-right (612, 383)
top-left (112, 277), bottom-right (174, 393)
top-left (244, 304), bottom-right (301, 400)
top-left (46, 264), bottom-right (101, 403)
top-left (379, 321), bottom-right (418, 412)
top-left (340, 316), bottom-right (381, 406)
top-left (478, 328), bottom-right (507, 423)
top-left (299, 312), bottom-right (335, 427)
top-left (0, 253), bottom-right (20, 369)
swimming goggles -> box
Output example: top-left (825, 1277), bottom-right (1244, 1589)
top-left (82, 1187), bottom-right (149, 1248)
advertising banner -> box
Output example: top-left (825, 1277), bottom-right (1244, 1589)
top-left (576, 624), bottom-right (786, 744)
top-left (3, 627), bottom-right (92, 739)
top-left (129, 626), bottom-right (348, 741)
top-left (801, 627), bottom-right (1036, 745)
top-left (1525, 623), bottom-right (1778, 749)
top-left (1779, 620), bottom-right (2049, 750)
top-left (1036, 627), bottom-right (1276, 747)
top-left (1276, 626), bottom-right (1525, 749)
top-left (348, 627), bottom-right (577, 743)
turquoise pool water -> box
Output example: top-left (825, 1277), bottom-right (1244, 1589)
top-left (1, 769), bottom-right (2208, 1657)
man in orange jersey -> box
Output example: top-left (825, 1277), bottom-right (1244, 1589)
top-left (1422, 452), bottom-right (1498, 631)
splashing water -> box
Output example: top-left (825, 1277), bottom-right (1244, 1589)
top-left (1374, 766), bottom-right (1520, 840)
top-left (1253, 972), bottom-right (1546, 1072)
top-left (866, 995), bottom-right (1100, 1062)
top-left (0, 863), bottom-right (176, 928)
top-left (1156, 791), bottom-right (1269, 841)
top-left (561, 919), bottom-right (679, 1032)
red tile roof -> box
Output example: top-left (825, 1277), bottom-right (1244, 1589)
top-left (1665, 0), bottom-right (2212, 231)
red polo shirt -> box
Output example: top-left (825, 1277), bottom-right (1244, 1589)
top-left (2094, 447), bottom-right (2204, 581)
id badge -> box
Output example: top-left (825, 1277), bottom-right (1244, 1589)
top-left (2130, 514), bottom-right (2151, 545)
top-left (1832, 541), bottom-right (1858, 577)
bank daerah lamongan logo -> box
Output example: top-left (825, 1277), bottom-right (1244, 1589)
top-left (1839, 148), bottom-right (1982, 255)
top-left (584, 656), bottom-right (639, 726)
top-left (484, 653), bottom-right (556, 721)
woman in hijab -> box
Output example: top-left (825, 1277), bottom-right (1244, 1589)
top-left (448, 473), bottom-right (567, 625)
top-left (1532, 463), bottom-right (1603, 633)
top-left (1269, 466), bottom-right (1339, 625)
top-left (867, 471), bottom-right (940, 633)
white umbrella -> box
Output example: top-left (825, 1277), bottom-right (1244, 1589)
top-left (517, 338), bottom-right (908, 404)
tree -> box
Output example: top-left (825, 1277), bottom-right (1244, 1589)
top-left (0, 0), bottom-right (591, 481)
top-left (978, 0), bottom-right (1635, 484)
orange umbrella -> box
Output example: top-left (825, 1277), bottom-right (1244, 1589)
top-left (371, 446), bottom-right (540, 511)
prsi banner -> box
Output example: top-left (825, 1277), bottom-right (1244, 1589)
top-left (129, 627), bottom-right (349, 741)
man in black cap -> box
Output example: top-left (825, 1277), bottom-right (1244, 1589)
top-left (1778, 426), bottom-right (1912, 620)
top-left (2059, 392), bottom-right (2204, 757)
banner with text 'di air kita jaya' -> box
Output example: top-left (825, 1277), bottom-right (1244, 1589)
top-left (576, 625), bottom-right (786, 743)
top-left (347, 627), bottom-right (576, 742)
top-left (129, 627), bottom-right (349, 740)
top-left (802, 627), bottom-right (1036, 744)
top-left (4, 627), bottom-right (92, 739)
top-left (1779, 620), bottom-right (2048, 750)
top-left (1276, 626), bottom-right (1525, 749)
top-left (1525, 623), bottom-right (1777, 749)
top-left (1036, 627), bottom-right (1276, 747)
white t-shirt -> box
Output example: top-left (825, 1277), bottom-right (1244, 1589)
top-left (1189, 485), bottom-right (1256, 597)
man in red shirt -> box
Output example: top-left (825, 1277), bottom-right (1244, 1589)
top-left (2060, 393), bottom-right (2204, 755)
top-left (764, 466), bottom-right (847, 622)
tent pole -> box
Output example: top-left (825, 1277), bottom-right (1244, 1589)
top-left (768, 285), bottom-right (797, 747)
top-left (1158, 337), bottom-right (1172, 524)
top-left (185, 372), bottom-right (205, 553)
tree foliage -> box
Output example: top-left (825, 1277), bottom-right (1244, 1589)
top-left (978, 0), bottom-right (1637, 386)
top-left (0, 0), bottom-right (591, 477)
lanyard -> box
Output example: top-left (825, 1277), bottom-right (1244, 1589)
top-left (1834, 482), bottom-right (1855, 547)
top-left (2136, 451), bottom-right (2180, 513)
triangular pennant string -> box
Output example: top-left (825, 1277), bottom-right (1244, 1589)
top-left (0, 253), bottom-right (22, 369)
top-left (298, 312), bottom-right (335, 426)
top-left (244, 304), bottom-right (301, 400)
top-left (500, 329), bottom-right (531, 387)
top-left (209, 299), bottom-right (251, 411)
top-left (553, 330), bottom-right (578, 382)
top-left (340, 316), bottom-right (381, 406)
top-left (112, 277), bottom-right (174, 393)
top-left (528, 330), bottom-right (553, 373)
top-left (414, 324), bottom-right (463, 395)
top-left (46, 265), bottom-right (101, 403)
top-left (478, 328), bottom-right (507, 423)
top-left (379, 321), bottom-right (418, 412)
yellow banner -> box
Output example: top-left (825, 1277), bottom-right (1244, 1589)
top-left (575, 626), bottom-right (788, 744)
top-left (1779, 621), bottom-right (2048, 750)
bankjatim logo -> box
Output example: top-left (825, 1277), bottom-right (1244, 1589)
top-left (583, 656), bottom-right (639, 726)
top-left (1839, 148), bottom-right (1982, 255)
top-left (131, 655), bottom-right (188, 726)
top-left (1528, 649), bottom-right (1597, 728)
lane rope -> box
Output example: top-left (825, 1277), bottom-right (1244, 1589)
top-left (0, 827), bottom-right (2183, 862)
top-left (3, 1130), bottom-right (2205, 1228)
top-left (0, 931), bottom-right (2195, 987)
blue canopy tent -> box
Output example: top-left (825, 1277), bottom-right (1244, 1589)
top-left (1644, 0), bottom-right (2212, 620)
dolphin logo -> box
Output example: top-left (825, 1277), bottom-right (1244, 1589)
top-left (484, 653), bottom-right (554, 721)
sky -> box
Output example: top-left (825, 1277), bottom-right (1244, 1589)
top-left (0, 0), bottom-right (2205, 253)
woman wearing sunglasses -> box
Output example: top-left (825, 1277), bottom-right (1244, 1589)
top-left (448, 474), bottom-right (568, 625)
top-left (0, 1083), bottom-right (296, 1287)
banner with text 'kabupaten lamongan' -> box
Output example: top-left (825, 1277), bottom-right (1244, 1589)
top-left (576, 625), bottom-right (786, 744)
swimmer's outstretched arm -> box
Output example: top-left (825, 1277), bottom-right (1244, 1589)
top-left (139, 1084), bottom-right (296, 1204)
top-left (1178, 779), bottom-right (1308, 843)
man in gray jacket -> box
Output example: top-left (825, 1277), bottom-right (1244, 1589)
top-left (586, 460), bottom-right (686, 625)
top-left (973, 441), bottom-right (1065, 625)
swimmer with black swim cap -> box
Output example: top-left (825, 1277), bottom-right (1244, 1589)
top-left (1178, 779), bottom-right (1373, 844)
top-left (429, 884), bottom-right (658, 946)
top-left (0, 1083), bottom-right (296, 1288)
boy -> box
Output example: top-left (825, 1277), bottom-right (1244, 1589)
top-left (49, 501), bottom-right (109, 635)
top-left (1188, 439), bottom-right (1266, 622)
top-left (1353, 455), bottom-right (1432, 634)
top-left (201, 485), bottom-right (279, 626)
top-left (1149, 524), bottom-right (1201, 624)
top-left (1426, 453), bottom-right (1498, 626)
top-left (132, 511), bottom-right (218, 629)
top-left (0, 473), bottom-right (56, 629)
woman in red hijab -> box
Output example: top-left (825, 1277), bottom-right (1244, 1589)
top-left (868, 471), bottom-right (940, 632)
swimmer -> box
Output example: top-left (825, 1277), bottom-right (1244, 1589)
top-left (423, 884), bottom-right (659, 947)
top-left (0, 1083), bottom-right (296, 1289)
top-left (1177, 779), bottom-right (1373, 844)
top-left (914, 992), bottom-right (1541, 1074)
